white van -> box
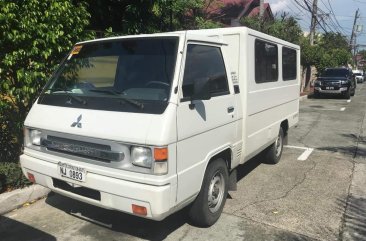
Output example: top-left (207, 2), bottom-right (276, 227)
top-left (21, 27), bottom-right (300, 227)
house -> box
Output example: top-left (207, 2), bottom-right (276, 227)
top-left (205, 0), bottom-right (274, 26)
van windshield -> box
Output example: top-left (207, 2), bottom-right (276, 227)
top-left (39, 37), bottom-right (179, 114)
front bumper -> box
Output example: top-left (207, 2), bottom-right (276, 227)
top-left (314, 87), bottom-right (348, 94)
top-left (20, 154), bottom-right (173, 220)
top-left (356, 77), bottom-right (363, 83)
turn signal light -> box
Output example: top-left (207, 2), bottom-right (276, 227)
top-left (154, 147), bottom-right (168, 161)
top-left (27, 172), bottom-right (35, 183)
top-left (132, 204), bottom-right (147, 216)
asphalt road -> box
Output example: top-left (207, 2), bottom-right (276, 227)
top-left (1, 85), bottom-right (366, 241)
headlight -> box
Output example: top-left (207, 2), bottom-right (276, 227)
top-left (131, 146), bottom-right (153, 168)
top-left (315, 80), bottom-right (322, 86)
top-left (341, 80), bottom-right (349, 85)
top-left (24, 128), bottom-right (42, 146)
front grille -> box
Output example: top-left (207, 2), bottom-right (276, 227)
top-left (42, 136), bottom-right (124, 162)
top-left (323, 81), bottom-right (340, 87)
top-left (53, 178), bottom-right (101, 201)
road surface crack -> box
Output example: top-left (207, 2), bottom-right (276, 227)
top-left (232, 160), bottom-right (317, 214)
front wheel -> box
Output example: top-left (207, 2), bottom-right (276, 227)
top-left (189, 158), bottom-right (229, 227)
top-left (344, 89), bottom-right (351, 99)
top-left (264, 127), bottom-right (284, 164)
top-left (351, 88), bottom-right (355, 96)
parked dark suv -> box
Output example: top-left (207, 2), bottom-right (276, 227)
top-left (314, 68), bottom-right (356, 99)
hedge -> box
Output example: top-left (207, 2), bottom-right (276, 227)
top-left (0, 162), bottom-right (30, 193)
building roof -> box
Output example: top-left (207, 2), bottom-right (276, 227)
top-left (205, 0), bottom-right (274, 24)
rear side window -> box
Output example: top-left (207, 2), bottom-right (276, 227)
top-left (255, 40), bottom-right (278, 83)
top-left (182, 44), bottom-right (229, 98)
top-left (282, 47), bottom-right (297, 81)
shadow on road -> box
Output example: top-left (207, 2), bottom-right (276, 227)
top-left (43, 157), bottom-right (266, 240)
top-left (338, 196), bottom-right (366, 240)
top-left (45, 192), bottom-right (189, 240)
top-left (236, 155), bottom-right (263, 182)
top-left (0, 215), bottom-right (56, 241)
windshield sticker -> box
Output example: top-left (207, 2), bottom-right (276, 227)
top-left (67, 45), bottom-right (83, 60)
top-left (71, 45), bottom-right (83, 55)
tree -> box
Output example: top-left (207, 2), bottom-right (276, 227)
top-left (86, 0), bottom-right (222, 35)
top-left (0, 0), bottom-right (93, 162)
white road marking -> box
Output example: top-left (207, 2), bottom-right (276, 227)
top-left (340, 107), bottom-right (346, 111)
top-left (297, 148), bottom-right (314, 161)
top-left (284, 145), bottom-right (314, 161)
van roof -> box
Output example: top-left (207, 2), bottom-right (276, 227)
top-left (77, 27), bottom-right (299, 49)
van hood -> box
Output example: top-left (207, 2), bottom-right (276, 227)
top-left (24, 102), bottom-right (176, 145)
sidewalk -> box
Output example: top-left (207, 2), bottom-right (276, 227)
top-left (0, 185), bottom-right (50, 215)
top-left (341, 108), bottom-right (366, 241)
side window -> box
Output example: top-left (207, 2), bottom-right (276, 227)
top-left (255, 40), bottom-right (278, 83)
top-left (282, 47), bottom-right (297, 81)
top-left (182, 44), bottom-right (229, 98)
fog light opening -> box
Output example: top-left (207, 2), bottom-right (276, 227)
top-left (27, 172), bottom-right (36, 183)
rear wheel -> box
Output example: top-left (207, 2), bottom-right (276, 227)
top-left (264, 127), bottom-right (284, 164)
top-left (189, 158), bottom-right (228, 227)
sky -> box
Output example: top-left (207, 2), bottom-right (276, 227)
top-left (266, 0), bottom-right (366, 49)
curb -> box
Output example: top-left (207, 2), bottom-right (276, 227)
top-left (0, 184), bottom-right (50, 215)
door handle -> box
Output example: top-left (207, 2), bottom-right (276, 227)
top-left (227, 106), bottom-right (235, 113)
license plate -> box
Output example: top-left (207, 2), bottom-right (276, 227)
top-left (58, 162), bottom-right (86, 182)
top-left (326, 87), bottom-right (334, 90)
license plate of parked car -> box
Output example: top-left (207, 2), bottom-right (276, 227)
top-left (326, 87), bottom-right (334, 90)
top-left (58, 162), bottom-right (86, 182)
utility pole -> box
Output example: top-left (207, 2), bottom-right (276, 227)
top-left (350, 9), bottom-right (360, 67)
top-left (302, 0), bottom-right (319, 92)
top-left (259, 0), bottom-right (264, 18)
top-left (309, 0), bottom-right (318, 45)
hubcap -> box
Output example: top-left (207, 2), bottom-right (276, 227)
top-left (208, 171), bottom-right (225, 213)
top-left (275, 132), bottom-right (283, 158)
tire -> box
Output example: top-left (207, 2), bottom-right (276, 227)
top-left (344, 89), bottom-right (351, 99)
top-left (314, 91), bottom-right (320, 98)
top-left (351, 89), bottom-right (355, 96)
top-left (189, 158), bottom-right (229, 227)
top-left (264, 127), bottom-right (284, 164)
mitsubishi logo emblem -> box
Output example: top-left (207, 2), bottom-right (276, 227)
top-left (71, 115), bottom-right (82, 128)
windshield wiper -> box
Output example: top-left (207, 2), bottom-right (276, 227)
top-left (44, 88), bottom-right (87, 105)
top-left (88, 89), bottom-right (144, 109)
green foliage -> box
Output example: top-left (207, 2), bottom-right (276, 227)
top-left (0, 162), bottom-right (30, 193)
top-left (0, 0), bottom-right (93, 165)
top-left (301, 33), bottom-right (351, 73)
top-left (0, 97), bottom-right (20, 163)
top-left (87, 0), bottom-right (222, 35)
top-left (318, 32), bottom-right (349, 52)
